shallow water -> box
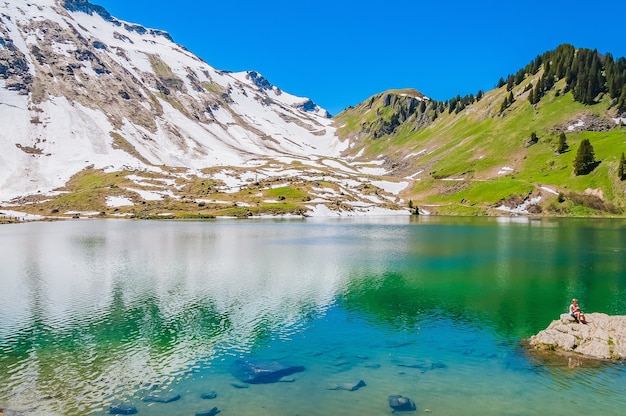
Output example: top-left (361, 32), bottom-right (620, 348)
top-left (1, 216), bottom-right (626, 415)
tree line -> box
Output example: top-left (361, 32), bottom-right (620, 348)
top-left (426, 44), bottom-right (626, 120)
top-left (499, 44), bottom-right (626, 111)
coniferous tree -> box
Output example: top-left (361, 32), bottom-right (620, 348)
top-left (500, 99), bottom-right (508, 113)
top-left (514, 69), bottom-right (525, 85)
top-left (573, 138), bottom-right (596, 175)
top-left (556, 132), bottom-right (568, 154)
top-left (619, 152), bottom-right (626, 180)
top-left (497, 77), bottom-right (506, 88)
top-left (476, 90), bottom-right (483, 101)
top-left (570, 49), bottom-right (605, 104)
top-left (618, 87), bottom-right (626, 113)
top-left (528, 88), bottom-right (536, 105)
top-left (506, 75), bottom-right (515, 91)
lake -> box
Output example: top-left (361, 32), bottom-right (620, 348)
top-left (1, 216), bottom-right (626, 415)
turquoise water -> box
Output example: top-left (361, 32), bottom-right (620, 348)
top-left (1, 216), bottom-right (626, 415)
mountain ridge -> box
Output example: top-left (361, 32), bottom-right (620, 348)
top-left (1, 1), bottom-right (626, 219)
top-left (1, 0), bottom-right (410, 218)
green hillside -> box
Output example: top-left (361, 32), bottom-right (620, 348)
top-left (335, 45), bottom-right (626, 216)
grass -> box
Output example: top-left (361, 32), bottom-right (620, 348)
top-left (265, 186), bottom-right (308, 201)
top-left (110, 133), bottom-right (152, 165)
top-left (46, 169), bottom-right (129, 212)
top-left (341, 74), bottom-right (626, 216)
top-left (147, 54), bottom-right (176, 78)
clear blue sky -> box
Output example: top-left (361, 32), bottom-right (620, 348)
top-left (95, 0), bottom-right (626, 116)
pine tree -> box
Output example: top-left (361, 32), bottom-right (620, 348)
top-left (506, 75), bottom-right (515, 91)
top-left (476, 90), bottom-right (483, 101)
top-left (618, 87), bottom-right (626, 112)
top-left (619, 152), bottom-right (626, 180)
top-left (556, 132), bottom-right (568, 154)
top-left (528, 88), bottom-right (536, 105)
top-left (573, 138), bottom-right (596, 175)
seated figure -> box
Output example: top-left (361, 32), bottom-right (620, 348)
top-left (569, 298), bottom-right (586, 324)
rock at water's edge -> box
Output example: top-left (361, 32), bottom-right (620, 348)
top-left (528, 313), bottom-right (626, 360)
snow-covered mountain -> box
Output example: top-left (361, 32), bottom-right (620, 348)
top-left (0, 0), bottom-right (408, 216)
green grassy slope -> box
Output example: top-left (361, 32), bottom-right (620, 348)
top-left (335, 71), bottom-right (626, 216)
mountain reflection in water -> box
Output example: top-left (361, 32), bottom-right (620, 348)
top-left (1, 217), bottom-right (626, 415)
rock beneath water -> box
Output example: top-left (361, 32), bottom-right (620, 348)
top-left (388, 395), bottom-right (416, 412)
top-left (528, 313), bottom-right (626, 360)
top-left (230, 359), bottom-right (305, 384)
top-left (109, 404), bottom-right (138, 415)
top-left (196, 407), bottom-right (220, 416)
top-left (393, 358), bottom-right (446, 373)
top-left (142, 393), bottom-right (181, 403)
top-left (326, 379), bottom-right (366, 391)
top-left (200, 390), bottom-right (217, 400)
top-left (231, 382), bottom-right (249, 389)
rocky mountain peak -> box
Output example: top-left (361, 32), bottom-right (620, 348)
top-left (0, 0), bottom-right (408, 217)
top-left (63, 0), bottom-right (112, 21)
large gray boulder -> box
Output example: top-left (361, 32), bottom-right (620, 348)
top-left (528, 313), bottom-right (626, 360)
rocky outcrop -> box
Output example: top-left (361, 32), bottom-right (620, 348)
top-left (528, 313), bottom-right (626, 360)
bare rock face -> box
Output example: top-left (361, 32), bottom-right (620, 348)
top-left (529, 313), bottom-right (626, 360)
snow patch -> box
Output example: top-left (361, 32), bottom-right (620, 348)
top-left (496, 196), bottom-right (542, 214)
top-left (541, 186), bottom-right (559, 195)
top-left (567, 120), bottom-right (585, 131)
top-left (106, 196), bottom-right (134, 207)
top-left (371, 180), bottom-right (408, 195)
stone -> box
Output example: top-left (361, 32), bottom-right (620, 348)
top-left (142, 393), bottom-right (181, 403)
top-left (196, 407), bottom-right (220, 416)
top-left (388, 395), bottom-right (416, 412)
top-left (230, 359), bottom-right (305, 384)
top-left (326, 379), bottom-right (366, 391)
top-left (528, 313), bottom-right (626, 360)
top-left (393, 358), bottom-right (447, 373)
top-left (109, 403), bottom-right (137, 415)
top-left (200, 391), bottom-right (217, 400)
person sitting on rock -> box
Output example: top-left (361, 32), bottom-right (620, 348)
top-left (569, 298), bottom-right (586, 324)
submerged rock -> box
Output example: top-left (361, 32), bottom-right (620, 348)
top-left (196, 407), bottom-right (220, 416)
top-left (200, 390), bottom-right (217, 400)
top-left (393, 358), bottom-right (446, 372)
top-left (326, 379), bottom-right (366, 391)
top-left (142, 393), bottom-right (181, 403)
top-left (109, 403), bottom-right (138, 415)
top-left (230, 359), bottom-right (305, 384)
top-left (528, 313), bottom-right (626, 360)
top-left (388, 395), bottom-right (416, 412)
